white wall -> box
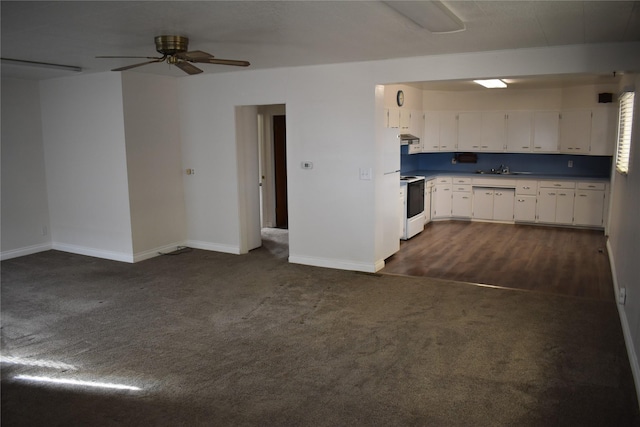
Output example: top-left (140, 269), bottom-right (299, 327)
top-left (422, 84), bottom-right (619, 111)
top-left (178, 42), bottom-right (640, 273)
top-left (40, 73), bottom-right (134, 261)
top-left (1, 78), bottom-right (51, 259)
top-left (608, 73), bottom-right (640, 403)
top-left (121, 73), bottom-right (187, 260)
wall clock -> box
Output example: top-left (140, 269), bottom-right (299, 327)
top-left (396, 90), bottom-right (404, 107)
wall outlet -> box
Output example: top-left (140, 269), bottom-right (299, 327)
top-left (619, 287), bottom-right (627, 305)
top-left (451, 157), bottom-right (457, 164)
top-left (186, 168), bottom-right (195, 175)
top-left (301, 161), bottom-right (313, 170)
top-left (568, 160), bottom-right (573, 168)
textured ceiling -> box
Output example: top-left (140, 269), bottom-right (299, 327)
top-left (1, 1), bottom-right (639, 83)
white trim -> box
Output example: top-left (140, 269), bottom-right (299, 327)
top-left (132, 242), bottom-right (189, 263)
top-left (184, 240), bottom-right (241, 255)
top-left (51, 242), bottom-right (134, 263)
top-left (374, 259), bottom-right (386, 272)
top-left (0, 242), bottom-right (53, 261)
top-left (289, 254), bottom-right (378, 273)
top-left (607, 239), bottom-right (640, 409)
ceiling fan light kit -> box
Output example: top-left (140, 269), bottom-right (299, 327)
top-left (97, 35), bottom-right (250, 75)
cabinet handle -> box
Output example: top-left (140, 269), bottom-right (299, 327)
top-left (588, 185), bottom-right (596, 188)
top-left (579, 194), bottom-right (587, 197)
top-left (518, 199), bottom-right (525, 202)
top-left (522, 146), bottom-right (529, 149)
top-left (462, 196), bottom-right (469, 199)
top-left (523, 186), bottom-right (530, 189)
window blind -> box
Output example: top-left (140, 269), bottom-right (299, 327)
top-left (616, 92), bottom-right (635, 175)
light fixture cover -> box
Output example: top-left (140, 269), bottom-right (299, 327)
top-left (383, 1), bottom-right (465, 34)
top-left (473, 79), bottom-right (507, 89)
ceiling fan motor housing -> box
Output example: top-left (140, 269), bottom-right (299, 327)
top-left (154, 35), bottom-right (189, 55)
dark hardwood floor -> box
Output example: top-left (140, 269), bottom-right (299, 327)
top-left (382, 221), bottom-right (614, 301)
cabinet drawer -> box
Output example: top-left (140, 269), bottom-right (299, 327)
top-left (539, 180), bottom-right (575, 189)
top-left (453, 177), bottom-right (471, 185)
top-left (577, 181), bottom-right (606, 190)
top-left (453, 184), bottom-right (472, 192)
top-left (436, 177), bottom-right (452, 184)
top-left (516, 180), bottom-right (537, 195)
top-left (426, 179), bottom-right (436, 188)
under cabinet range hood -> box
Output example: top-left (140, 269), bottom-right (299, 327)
top-left (400, 134), bottom-right (421, 154)
top-left (399, 134), bottom-right (419, 143)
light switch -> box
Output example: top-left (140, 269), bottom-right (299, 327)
top-left (301, 161), bottom-right (313, 170)
top-left (359, 168), bottom-right (372, 181)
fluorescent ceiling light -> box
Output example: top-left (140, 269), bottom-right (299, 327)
top-left (383, 1), bottom-right (465, 34)
top-left (474, 79), bottom-right (508, 89)
top-left (15, 375), bottom-right (142, 391)
top-left (1, 356), bottom-right (78, 371)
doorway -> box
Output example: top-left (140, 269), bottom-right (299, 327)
top-left (273, 115), bottom-right (288, 228)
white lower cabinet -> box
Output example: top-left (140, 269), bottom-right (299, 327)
top-left (537, 181), bottom-right (575, 224)
top-left (514, 196), bottom-right (537, 222)
top-left (452, 192), bottom-right (472, 217)
top-left (424, 179), bottom-right (434, 224)
top-left (472, 188), bottom-right (495, 220)
top-left (472, 188), bottom-right (514, 221)
top-left (432, 183), bottom-right (452, 219)
top-left (574, 182), bottom-right (606, 227)
top-left (493, 189), bottom-right (515, 221)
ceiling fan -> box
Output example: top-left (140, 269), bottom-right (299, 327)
top-left (97, 35), bottom-right (250, 75)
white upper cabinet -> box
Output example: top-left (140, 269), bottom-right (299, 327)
top-left (399, 108), bottom-right (411, 129)
top-left (506, 111), bottom-right (533, 152)
top-left (459, 111), bottom-right (508, 152)
top-left (481, 112), bottom-right (507, 152)
top-left (386, 108), bottom-right (400, 128)
top-left (422, 111), bottom-right (457, 152)
top-left (457, 112), bottom-right (483, 151)
top-left (590, 106), bottom-right (617, 156)
top-left (533, 111), bottom-right (560, 153)
top-left (410, 110), bottom-right (424, 140)
top-left (560, 110), bottom-right (591, 154)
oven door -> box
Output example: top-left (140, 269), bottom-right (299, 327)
top-left (406, 179), bottom-right (425, 218)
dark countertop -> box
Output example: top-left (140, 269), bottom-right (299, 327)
top-left (404, 170), bottom-right (610, 182)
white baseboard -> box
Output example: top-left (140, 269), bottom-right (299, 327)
top-left (52, 242), bottom-right (134, 263)
top-left (185, 240), bottom-right (241, 255)
top-left (607, 240), bottom-right (640, 409)
top-left (289, 254), bottom-right (378, 273)
top-left (1, 242), bottom-right (52, 261)
top-left (133, 242), bottom-right (189, 263)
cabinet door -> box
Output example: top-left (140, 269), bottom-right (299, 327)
top-left (439, 112), bottom-right (458, 151)
top-left (452, 192), bottom-right (472, 218)
top-left (410, 110), bottom-right (424, 140)
top-left (424, 185), bottom-right (433, 224)
top-left (514, 195), bottom-right (536, 222)
top-left (432, 185), bottom-right (452, 218)
top-left (560, 110), bottom-right (591, 154)
top-left (537, 190), bottom-right (557, 223)
top-left (506, 111), bottom-right (533, 152)
top-left (399, 109), bottom-right (411, 129)
top-left (555, 190), bottom-right (575, 225)
top-left (590, 106), bottom-right (617, 156)
top-left (422, 112), bottom-right (440, 152)
top-left (493, 189), bottom-right (515, 221)
top-left (574, 190), bottom-right (605, 227)
top-left (387, 108), bottom-right (400, 128)
top-left (458, 112), bottom-right (482, 151)
top-left (472, 188), bottom-right (494, 220)
top-left (533, 111), bottom-right (560, 152)
top-left (481, 112), bottom-right (506, 151)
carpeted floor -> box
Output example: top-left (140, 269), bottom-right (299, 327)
top-left (1, 238), bottom-right (638, 426)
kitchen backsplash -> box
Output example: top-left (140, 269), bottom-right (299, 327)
top-left (400, 148), bottom-right (612, 178)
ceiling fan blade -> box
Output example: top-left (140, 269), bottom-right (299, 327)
top-left (175, 50), bottom-right (215, 62)
top-left (175, 61), bottom-right (203, 75)
top-left (203, 58), bottom-right (251, 67)
top-left (97, 55), bottom-right (164, 59)
top-left (111, 58), bottom-right (165, 72)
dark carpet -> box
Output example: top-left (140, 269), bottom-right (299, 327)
top-left (1, 236), bottom-right (638, 426)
